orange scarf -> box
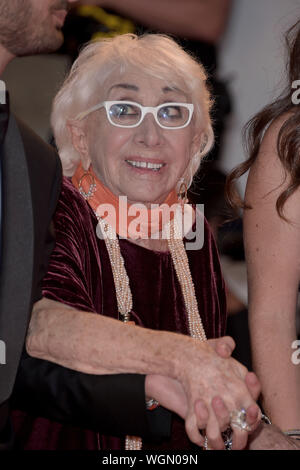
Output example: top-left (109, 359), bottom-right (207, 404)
top-left (72, 163), bottom-right (180, 239)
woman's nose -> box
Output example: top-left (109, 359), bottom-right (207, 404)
top-left (134, 113), bottom-right (164, 147)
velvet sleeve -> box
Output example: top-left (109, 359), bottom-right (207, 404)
top-left (41, 178), bottom-right (100, 312)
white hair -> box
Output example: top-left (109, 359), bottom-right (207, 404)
top-left (51, 33), bottom-right (214, 187)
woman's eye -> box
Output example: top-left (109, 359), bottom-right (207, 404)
top-left (159, 106), bottom-right (182, 120)
top-left (111, 103), bottom-right (138, 117)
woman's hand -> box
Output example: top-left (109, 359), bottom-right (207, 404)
top-left (145, 336), bottom-right (237, 422)
top-left (172, 337), bottom-right (261, 449)
top-left (205, 370), bottom-right (261, 449)
top-left (147, 336), bottom-right (261, 449)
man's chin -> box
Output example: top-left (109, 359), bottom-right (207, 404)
top-left (33, 29), bottom-right (64, 55)
top-left (51, 28), bottom-right (65, 49)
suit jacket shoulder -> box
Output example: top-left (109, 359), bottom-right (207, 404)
top-left (0, 114), bottom-right (61, 403)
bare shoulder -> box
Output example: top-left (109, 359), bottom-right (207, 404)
top-left (246, 112), bottom-right (295, 206)
top-left (258, 111), bottom-right (294, 162)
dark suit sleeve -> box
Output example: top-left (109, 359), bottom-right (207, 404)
top-left (16, 119), bottom-right (63, 305)
top-left (0, 401), bottom-right (13, 450)
top-left (12, 351), bottom-right (171, 439)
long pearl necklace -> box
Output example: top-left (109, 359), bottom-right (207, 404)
top-left (96, 208), bottom-right (207, 450)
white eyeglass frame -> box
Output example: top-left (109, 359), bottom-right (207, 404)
top-left (74, 100), bottom-right (194, 130)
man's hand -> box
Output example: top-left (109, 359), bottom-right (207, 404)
top-left (247, 422), bottom-right (300, 450)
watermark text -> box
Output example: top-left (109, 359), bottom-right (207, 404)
top-left (291, 339), bottom-right (300, 365)
top-left (0, 340), bottom-right (6, 365)
top-left (95, 198), bottom-right (205, 250)
top-left (0, 79), bottom-right (6, 105)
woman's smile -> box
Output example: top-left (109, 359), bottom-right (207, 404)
top-left (125, 157), bottom-right (166, 173)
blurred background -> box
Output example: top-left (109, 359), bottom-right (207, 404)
top-left (3, 0), bottom-right (300, 367)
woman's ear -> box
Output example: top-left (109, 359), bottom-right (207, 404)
top-left (67, 120), bottom-right (91, 170)
top-left (191, 130), bottom-right (205, 157)
top-left (199, 132), bottom-right (209, 154)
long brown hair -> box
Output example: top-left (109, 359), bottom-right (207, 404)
top-left (226, 20), bottom-right (300, 219)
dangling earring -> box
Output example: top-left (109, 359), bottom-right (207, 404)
top-left (78, 171), bottom-right (96, 200)
top-left (178, 180), bottom-right (188, 206)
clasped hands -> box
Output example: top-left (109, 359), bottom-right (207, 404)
top-left (146, 336), bottom-right (262, 450)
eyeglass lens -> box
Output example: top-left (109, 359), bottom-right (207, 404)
top-left (108, 102), bottom-right (190, 127)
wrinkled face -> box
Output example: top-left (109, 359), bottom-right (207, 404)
top-left (78, 69), bottom-right (202, 206)
top-left (0, 0), bottom-right (76, 56)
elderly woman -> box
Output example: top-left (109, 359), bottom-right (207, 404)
top-left (13, 34), bottom-right (260, 450)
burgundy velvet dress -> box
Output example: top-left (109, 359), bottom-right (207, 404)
top-left (12, 177), bottom-right (226, 450)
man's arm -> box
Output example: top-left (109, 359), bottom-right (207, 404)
top-left (76, 0), bottom-right (232, 43)
top-left (12, 353), bottom-right (172, 439)
top-left (247, 423), bottom-right (300, 450)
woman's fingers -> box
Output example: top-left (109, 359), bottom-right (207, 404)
top-left (211, 396), bottom-right (230, 432)
top-left (231, 426), bottom-right (249, 450)
top-left (230, 404), bottom-right (261, 449)
top-left (194, 398), bottom-right (209, 429)
top-left (193, 396), bottom-right (259, 450)
top-left (208, 336), bottom-right (236, 358)
top-left (193, 399), bottom-right (259, 450)
top-left (205, 410), bottom-right (226, 450)
top-left (245, 372), bottom-right (261, 401)
top-left (246, 403), bottom-right (261, 432)
top-left (194, 399), bottom-right (231, 450)
top-left (185, 410), bottom-right (205, 447)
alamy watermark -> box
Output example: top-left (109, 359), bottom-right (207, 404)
top-left (0, 79), bottom-right (6, 105)
top-left (292, 80), bottom-right (300, 105)
top-left (291, 340), bottom-right (300, 365)
top-left (95, 198), bottom-right (205, 251)
top-left (0, 340), bottom-right (6, 365)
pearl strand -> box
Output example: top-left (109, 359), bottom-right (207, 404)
top-left (167, 218), bottom-right (207, 341)
top-left (97, 217), bottom-right (132, 321)
top-left (125, 436), bottom-right (143, 451)
top-left (96, 208), bottom-right (207, 451)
